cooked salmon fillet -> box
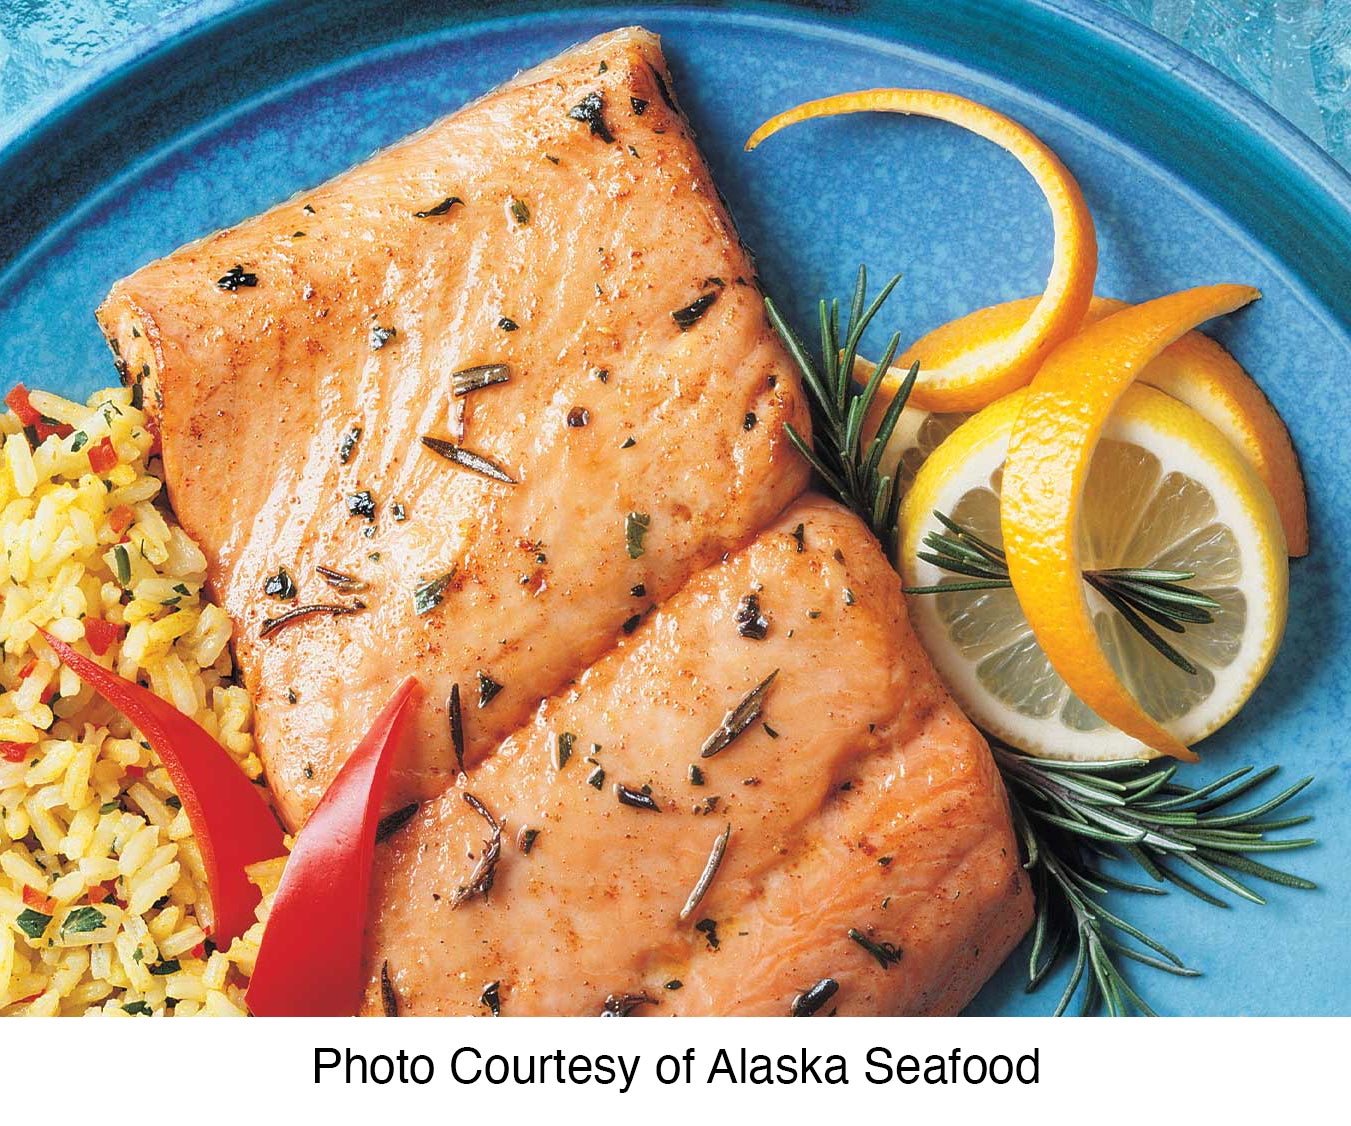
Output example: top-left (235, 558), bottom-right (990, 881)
top-left (97, 28), bottom-right (810, 828)
top-left (96, 27), bottom-right (1032, 1014)
top-left (364, 496), bottom-right (1031, 1016)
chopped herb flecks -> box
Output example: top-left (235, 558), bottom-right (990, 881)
top-left (481, 980), bottom-right (502, 1016)
top-left (380, 961), bottom-right (400, 1017)
top-left (346, 490), bottom-right (376, 520)
top-left (601, 992), bottom-right (657, 1017)
top-left (734, 593), bottom-right (769, 640)
top-left (631, 96), bottom-right (648, 115)
top-left (263, 567), bottom-right (296, 600)
top-left (15, 908), bottom-right (50, 939)
top-left (414, 196), bottom-right (463, 219)
top-left (509, 197), bottom-right (530, 225)
top-left (848, 927), bottom-right (902, 969)
top-left (449, 683), bottom-right (465, 773)
top-left (567, 90), bottom-right (615, 143)
top-left (700, 670), bottom-right (779, 758)
top-left (369, 324), bottom-right (397, 350)
top-left (625, 511), bottom-right (651, 559)
top-left (338, 426), bottom-right (362, 464)
top-left (451, 364), bottom-right (511, 397)
top-left (517, 827), bottom-right (540, 855)
top-left (64, 905), bottom-right (107, 934)
top-left (217, 265), bottom-right (258, 291)
top-left (615, 783), bottom-right (660, 812)
top-left (744, 412), bottom-right (758, 431)
top-left (695, 917), bottom-right (720, 950)
top-left (376, 802), bottom-right (420, 844)
top-left (113, 544), bottom-right (131, 586)
top-left (421, 436), bottom-right (517, 484)
top-left (792, 523), bottom-right (806, 552)
top-left (791, 977), bottom-right (839, 1017)
top-left (477, 671), bottom-right (503, 708)
top-left (672, 291), bottom-right (717, 330)
top-left (413, 570), bottom-right (456, 616)
top-left (567, 407), bottom-right (590, 428)
top-left (586, 766), bottom-right (606, 790)
top-left (688, 764), bottom-right (705, 787)
top-left (498, 317), bottom-right (519, 332)
top-left (556, 731), bottom-right (575, 770)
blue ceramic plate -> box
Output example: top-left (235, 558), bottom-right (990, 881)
top-left (1, 0), bottom-right (1347, 1015)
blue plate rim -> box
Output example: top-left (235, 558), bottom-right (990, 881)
top-left (2, 0), bottom-right (1349, 330)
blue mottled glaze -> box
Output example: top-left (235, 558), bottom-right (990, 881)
top-left (0, 1), bottom-right (1347, 1015)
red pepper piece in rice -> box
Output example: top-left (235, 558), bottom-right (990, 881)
top-left (1, 741), bottom-right (34, 763)
top-left (83, 618), bottom-right (125, 657)
top-left (87, 437), bottom-right (118, 475)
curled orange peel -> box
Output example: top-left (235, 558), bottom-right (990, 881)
top-left (748, 90), bottom-right (1097, 412)
top-left (892, 295), bottom-right (1308, 555)
top-left (1000, 284), bottom-right (1262, 762)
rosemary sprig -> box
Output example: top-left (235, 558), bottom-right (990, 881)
top-left (996, 746), bottom-right (1315, 1015)
top-left (767, 267), bottom-right (1318, 1015)
top-left (907, 511), bottom-right (1222, 675)
top-left (765, 267), bottom-right (915, 558)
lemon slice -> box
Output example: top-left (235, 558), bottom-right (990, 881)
top-left (900, 386), bottom-right (1288, 761)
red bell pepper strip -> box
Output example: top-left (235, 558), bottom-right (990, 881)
top-left (1, 741), bottom-right (33, 763)
top-left (83, 618), bottom-right (124, 657)
top-left (87, 437), bottom-right (118, 475)
top-left (40, 630), bottom-right (286, 945)
top-left (246, 676), bottom-right (420, 1017)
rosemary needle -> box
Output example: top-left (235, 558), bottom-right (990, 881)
top-left (907, 511), bottom-right (1222, 675)
top-left (680, 823), bottom-right (731, 921)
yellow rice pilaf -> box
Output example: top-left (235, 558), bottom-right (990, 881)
top-left (1, 385), bottom-right (280, 1016)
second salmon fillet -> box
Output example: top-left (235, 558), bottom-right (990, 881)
top-left (365, 496), bottom-right (1031, 1016)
